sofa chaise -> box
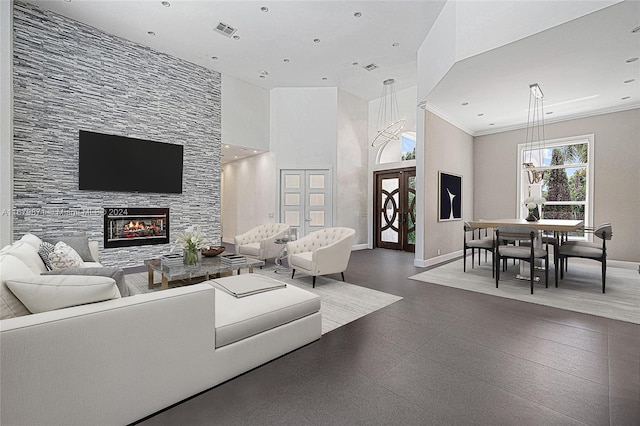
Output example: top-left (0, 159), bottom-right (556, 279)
top-left (0, 234), bottom-right (321, 425)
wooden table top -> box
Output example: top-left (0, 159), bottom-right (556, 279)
top-left (467, 218), bottom-right (584, 232)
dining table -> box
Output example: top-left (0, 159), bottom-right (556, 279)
top-left (467, 218), bottom-right (584, 280)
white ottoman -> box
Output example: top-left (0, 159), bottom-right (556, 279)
top-left (211, 274), bottom-right (320, 348)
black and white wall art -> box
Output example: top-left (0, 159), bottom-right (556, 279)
top-left (438, 171), bottom-right (462, 221)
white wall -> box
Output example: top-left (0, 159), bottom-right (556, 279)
top-left (419, 110), bottom-right (474, 264)
top-left (473, 109), bottom-right (640, 262)
top-left (337, 89), bottom-right (368, 246)
top-left (416, 0), bottom-right (619, 102)
top-left (221, 152), bottom-right (276, 243)
top-left (222, 86), bottom-right (370, 246)
top-left (271, 87), bottom-right (338, 169)
top-left (0, 0), bottom-right (12, 246)
top-left (367, 85), bottom-right (418, 248)
top-left (221, 74), bottom-right (269, 151)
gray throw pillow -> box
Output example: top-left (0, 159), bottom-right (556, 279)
top-left (42, 267), bottom-right (130, 297)
top-left (44, 234), bottom-right (94, 262)
top-left (37, 241), bottom-right (55, 270)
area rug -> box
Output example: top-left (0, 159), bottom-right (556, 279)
top-left (126, 266), bottom-right (402, 334)
top-left (409, 259), bottom-right (640, 324)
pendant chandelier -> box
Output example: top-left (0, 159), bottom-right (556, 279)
top-left (371, 78), bottom-right (406, 147)
top-left (523, 83), bottom-right (547, 184)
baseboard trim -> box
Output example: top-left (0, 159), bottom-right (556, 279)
top-left (414, 250), bottom-right (463, 268)
top-left (352, 244), bottom-right (368, 251)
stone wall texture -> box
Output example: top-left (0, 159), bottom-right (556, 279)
top-left (12, 1), bottom-right (221, 267)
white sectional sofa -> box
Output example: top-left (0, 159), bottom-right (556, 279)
top-left (0, 234), bottom-right (321, 425)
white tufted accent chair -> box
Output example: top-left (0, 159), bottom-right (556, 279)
top-left (234, 223), bottom-right (290, 261)
top-left (287, 227), bottom-right (355, 287)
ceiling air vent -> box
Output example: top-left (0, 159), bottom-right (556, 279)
top-left (214, 22), bottom-right (237, 38)
top-left (363, 63), bottom-right (379, 72)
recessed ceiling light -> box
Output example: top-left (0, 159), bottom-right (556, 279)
top-left (161, 1), bottom-right (170, 7)
top-left (259, 75), bottom-right (265, 79)
top-left (64, 0), bottom-right (71, 2)
top-left (489, 123), bottom-right (495, 126)
top-left (147, 31), bottom-right (156, 36)
top-left (624, 79), bottom-right (635, 83)
top-left (225, 145), bottom-right (230, 148)
top-left (283, 58), bottom-right (290, 63)
top-left (546, 111), bottom-right (553, 115)
top-left (313, 38), bottom-right (320, 43)
top-left (354, 12), bottom-right (362, 18)
top-left (211, 56), bottom-right (219, 60)
top-left (352, 62), bottom-right (359, 66)
top-left (392, 43), bottom-right (399, 47)
top-left (233, 35), bottom-right (240, 40)
top-left (622, 96), bottom-right (631, 100)
top-left (477, 113), bottom-right (484, 116)
top-left (626, 57), bottom-right (639, 63)
top-left (260, 6), bottom-right (269, 12)
top-left (461, 102), bottom-right (469, 106)
top-left (632, 25), bottom-right (640, 33)
top-left (322, 77), bottom-right (328, 81)
top-left (253, 150), bottom-right (258, 153)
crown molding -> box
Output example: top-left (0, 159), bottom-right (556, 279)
top-left (420, 100), bottom-right (640, 138)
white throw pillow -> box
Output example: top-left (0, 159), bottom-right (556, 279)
top-left (0, 254), bottom-right (35, 319)
top-left (4, 241), bottom-right (48, 274)
top-left (5, 275), bottom-right (121, 314)
top-left (49, 242), bottom-right (85, 270)
top-left (20, 233), bottom-right (43, 251)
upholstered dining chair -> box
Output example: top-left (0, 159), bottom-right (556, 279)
top-left (463, 222), bottom-right (495, 277)
top-left (555, 223), bottom-right (612, 293)
top-left (495, 226), bottom-right (551, 294)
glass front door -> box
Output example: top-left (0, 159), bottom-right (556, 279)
top-left (374, 167), bottom-right (415, 252)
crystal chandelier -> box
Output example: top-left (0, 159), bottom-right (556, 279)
top-left (371, 78), bottom-right (406, 147)
top-left (523, 83), bottom-right (547, 184)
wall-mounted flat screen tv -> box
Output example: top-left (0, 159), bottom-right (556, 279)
top-left (79, 130), bottom-right (183, 194)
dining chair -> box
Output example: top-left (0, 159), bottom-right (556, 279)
top-left (463, 222), bottom-right (495, 277)
top-left (555, 223), bottom-right (612, 293)
top-left (495, 226), bottom-right (551, 294)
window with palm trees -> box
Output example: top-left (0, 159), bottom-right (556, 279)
top-left (518, 135), bottom-right (594, 239)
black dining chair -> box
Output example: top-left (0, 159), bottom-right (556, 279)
top-left (495, 226), bottom-right (551, 294)
top-left (556, 223), bottom-right (612, 293)
top-left (463, 222), bottom-right (495, 277)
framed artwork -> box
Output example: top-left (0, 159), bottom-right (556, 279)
top-left (438, 171), bottom-right (462, 221)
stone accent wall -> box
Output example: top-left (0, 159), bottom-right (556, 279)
top-left (12, 2), bottom-right (221, 267)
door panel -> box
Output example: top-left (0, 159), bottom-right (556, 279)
top-left (281, 169), bottom-right (332, 237)
top-left (375, 167), bottom-right (415, 252)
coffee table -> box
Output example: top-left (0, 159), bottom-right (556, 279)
top-left (144, 255), bottom-right (265, 290)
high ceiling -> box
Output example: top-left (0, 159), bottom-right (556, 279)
top-left (426, 0), bottom-right (640, 135)
top-left (24, 0), bottom-right (446, 101)
top-left (21, 0), bottom-right (640, 161)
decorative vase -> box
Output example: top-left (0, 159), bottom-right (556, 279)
top-left (526, 205), bottom-right (539, 221)
top-left (183, 247), bottom-right (201, 266)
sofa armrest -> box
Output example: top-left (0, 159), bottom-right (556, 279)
top-left (260, 228), bottom-right (290, 259)
top-left (88, 240), bottom-right (100, 262)
top-left (0, 284), bottom-right (216, 426)
top-left (311, 235), bottom-right (354, 275)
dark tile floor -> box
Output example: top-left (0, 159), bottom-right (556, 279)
top-left (136, 249), bottom-right (639, 426)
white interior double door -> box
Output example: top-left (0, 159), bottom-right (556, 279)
top-left (280, 169), bottom-right (332, 238)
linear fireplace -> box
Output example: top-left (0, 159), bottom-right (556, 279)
top-left (104, 207), bottom-right (169, 248)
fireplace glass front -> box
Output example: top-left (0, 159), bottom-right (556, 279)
top-left (104, 207), bottom-right (169, 248)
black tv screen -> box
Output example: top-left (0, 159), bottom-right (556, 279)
top-left (79, 131), bottom-right (183, 194)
